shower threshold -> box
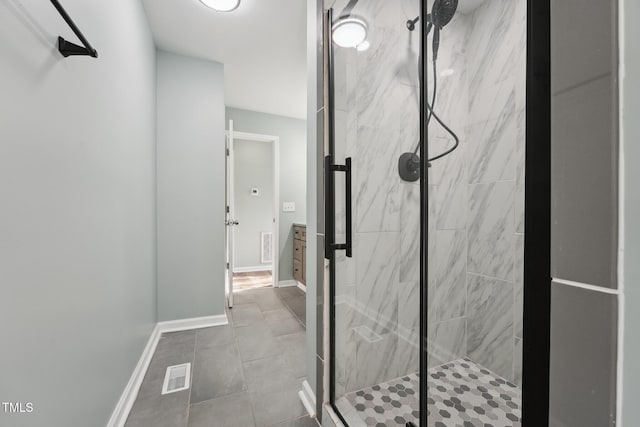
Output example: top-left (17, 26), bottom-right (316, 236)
top-left (336, 358), bottom-right (521, 427)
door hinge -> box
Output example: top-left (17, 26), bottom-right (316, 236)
top-left (226, 148), bottom-right (230, 156)
top-left (226, 206), bottom-right (230, 213)
top-left (227, 262), bottom-right (230, 269)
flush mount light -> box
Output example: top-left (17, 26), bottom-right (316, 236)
top-left (199, 0), bottom-right (240, 12)
top-left (332, 17), bottom-right (368, 48)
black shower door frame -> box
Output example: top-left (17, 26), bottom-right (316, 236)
top-left (326, 0), bottom-right (551, 425)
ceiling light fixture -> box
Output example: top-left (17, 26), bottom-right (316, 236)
top-left (332, 17), bottom-right (368, 48)
top-left (199, 0), bottom-right (240, 12)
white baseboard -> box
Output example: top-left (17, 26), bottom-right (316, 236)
top-left (299, 379), bottom-right (316, 418)
top-left (297, 282), bottom-right (307, 293)
top-left (278, 279), bottom-right (298, 288)
top-left (233, 265), bottom-right (272, 273)
top-left (158, 313), bottom-right (229, 334)
top-left (106, 324), bottom-right (161, 427)
top-left (107, 313), bottom-right (229, 427)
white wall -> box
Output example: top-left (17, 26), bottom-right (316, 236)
top-left (233, 139), bottom-right (274, 270)
top-left (225, 108), bottom-right (306, 282)
top-left (0, 1), bottom-right (156, 426)
top-left (157, 51), bottom-right (226, 321)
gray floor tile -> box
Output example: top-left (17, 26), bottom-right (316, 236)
top-left (277, 332), bottom-right (306, 354)
top-left (283, 350), bottom-right (307, 379)
top-left (146, 341), bottom-right (195, 382)
top-left (266, 316), bottom-right (305, 337)
top-left (270, 416), bottom-right (318, 427)
top-left (136, 374), bottom-right (165, 401)
top-left (196, 325), bottom-right (235, 350)
top-left (187, 392), bottom-right (256, 427)
top-left (231, 303), bottom-right (265, 327)
top-left (233, 292), bottom-right (255, 305)
top-left (191, 343), bottom-right (246, 404)
top-left (253, 290), bottom-right (286, 312)
top-left (125, 389), bottom-right (189, 427)
top-left (235, 324), bottom-right (284, 362)
top-left (281, 296), bottom-right (306, 327)
top-left (243, 355), bottom-right (301, 393)
top-left (249, 379), bottom-right (306, 427)
top-left (275, 287), bottom-right (305, 299)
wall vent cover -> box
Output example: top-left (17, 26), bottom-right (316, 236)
top-left (261, 231), bottom-right (274, 263)
top-left (161, 363), bottom-right (191, 395)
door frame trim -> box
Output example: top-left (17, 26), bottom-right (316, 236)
top-left (225, 129), bottom-right (281, 289)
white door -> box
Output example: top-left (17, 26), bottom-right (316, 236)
top-left (225, 120), bottom-right (238, 308)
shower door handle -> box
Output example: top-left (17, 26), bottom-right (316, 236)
top-left (325, 155), bottom-right (352, 258)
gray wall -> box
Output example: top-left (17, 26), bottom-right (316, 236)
top-left (157, 51), bottom-right (226, 321)
top-left (622, 0), bottom-right (640, 424)
top-left (0, 0), bottom-right (157, 426)
top-left (225, 107), bottom-right (307, 282)
top-left (233, 139), bottom-right (274, 270)
top-left (549, 0), bottom-right (619, 426)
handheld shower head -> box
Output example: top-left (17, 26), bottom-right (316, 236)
top-left (432, 0), bottom-right (458, 29)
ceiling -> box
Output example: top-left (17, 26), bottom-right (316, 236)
top-left (142, 0), bottom-right (308, 119)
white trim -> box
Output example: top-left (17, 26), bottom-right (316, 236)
top-left (617, 1), bottom-right (626, 424)
top-left (552, 278), bottom-right (620, 295)
top-left (297, 282), bottom-right (307, 293)
top-left (158, 313), bottom-right (229, 334)
top-left (233, 265), bottom-right (272, 273)
top-left (278, 279), bottom-right (298, 288)
top-left (225, 129), bottom-right (281, 290)
top-left (107, 314), bottom-right (229, 427)
top-left (299, 379), bottom-right (317, 418)
top-left (106, 325), bottom-right (161, 427)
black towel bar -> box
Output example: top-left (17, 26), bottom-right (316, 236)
top-left (50, 0), bottom-right (98, 58)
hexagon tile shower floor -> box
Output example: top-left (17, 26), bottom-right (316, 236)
top-left (342, 358), bottom-right (521, 427)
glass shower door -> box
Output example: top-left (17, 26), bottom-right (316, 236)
top-left (326, 0), bottom-right (423, 425)
top-left (423, 0), bottom-right (527, 425)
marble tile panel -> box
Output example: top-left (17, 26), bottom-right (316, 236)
top-left (466, 113), bottom-right (517, 184)
top-left (467, 181), bottom-right (515, 281)
top-left (355, 232), bottom-right (400, 333)
top-left (354, 126), bottom-right (401, 232)
top-left (514, 233), bottom-right (524, 338)
top-left (469, 76), bottom-right (516, 126)
top-left (467, 0), bottom-right (523, 93)
top-left (435, 229), bottom-right (467, 322)
top-left (427, 317), bottom-right (467, 368)
top-left (466, 273), bottom-right (515, 381)
top-left (434, 180), bottom-right (467, 230)
top-left (399, 183), bottom-right (420, 284)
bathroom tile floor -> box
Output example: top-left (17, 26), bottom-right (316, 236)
top-left (124, 287), bottom-right (314, 427)
top-left (340, 358), bottom-right (521, 427)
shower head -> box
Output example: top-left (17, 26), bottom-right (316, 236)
top-left (432, 0), bottom-right (458, 29)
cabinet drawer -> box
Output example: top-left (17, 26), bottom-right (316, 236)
top-left (294, 259), bottom-right (303, 281)
top-left (294, 239), bottom-right (303, 262)
top-left (301, 245), bottom-right (306, 284)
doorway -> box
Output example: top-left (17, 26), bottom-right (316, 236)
top-left (225, 120), bottom-right (280, 308)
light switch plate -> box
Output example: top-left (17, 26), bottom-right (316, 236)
top-left (283, 202), bottom-right (296, 212)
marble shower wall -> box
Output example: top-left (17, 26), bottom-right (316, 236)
top-left (427, 0), bottom-right (527, 384)
top-left (330, 0), bottom-right (526, 398)
top-left (328, 0), bottom-right (422, 397)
